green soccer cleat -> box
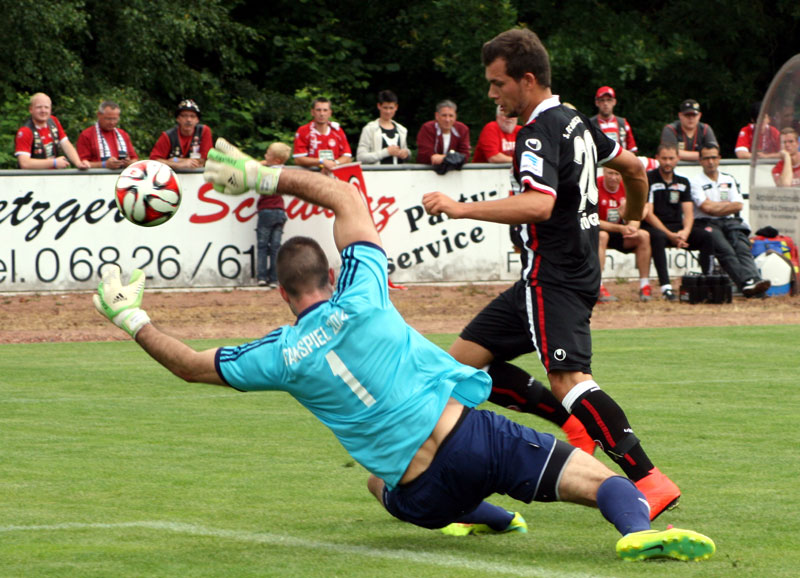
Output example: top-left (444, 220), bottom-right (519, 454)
top-left (616, 527), bottom-right (716, 562)
top-left (440, 512), bottom-right (527, 536)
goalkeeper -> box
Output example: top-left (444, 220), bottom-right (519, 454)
top-left (93, 138), bottom-right (715, 562)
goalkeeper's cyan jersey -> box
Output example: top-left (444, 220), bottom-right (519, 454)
top-left (216, 242), bottom-right (491, 488)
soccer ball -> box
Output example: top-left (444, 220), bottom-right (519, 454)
top-left (114, 160), bottom-right (181, 227)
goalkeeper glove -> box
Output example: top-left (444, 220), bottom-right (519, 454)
top-left (203, 138), bottom-right (281, 195)
top-left (93, 267), bottom-right (151, 338)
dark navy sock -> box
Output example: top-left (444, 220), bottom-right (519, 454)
top-left (596, 476), bottom-right (651, 535)
top-left (456, 501), bottom-right (514, 531)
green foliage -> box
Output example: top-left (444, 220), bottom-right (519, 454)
top-left (0, 94), bottom-right (31, 167)
top-left (1, 0), bottom-right (800, 167)
top-left (516, 0), bottom-right (800, 155)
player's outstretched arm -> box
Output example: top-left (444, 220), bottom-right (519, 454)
top-left (93, 267), bottom-right (225, 386)
top-left (422, 189), bottom-right (555, 224)
top-left (204, 138), bottom-right (380, 251)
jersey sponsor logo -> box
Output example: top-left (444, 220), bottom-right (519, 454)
top-left (650, 182), bottom-right (666, 191)
top-left (521, 151), bottom-right (543, 177)
top-left (525, 138), bottom-right (542, 152)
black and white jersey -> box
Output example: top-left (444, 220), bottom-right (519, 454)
top-left (512, 96), bottom-right (621, 292)
top-left (646, 169), bottom-right (692, 228)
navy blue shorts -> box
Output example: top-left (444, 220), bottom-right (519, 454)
top-left (382, 407), bottom-right (576, 529)
top-left (460, 280), bottom-right (594, 374)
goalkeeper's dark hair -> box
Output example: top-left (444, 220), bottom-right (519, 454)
top-left (482, 28), bottom-right (551, 87)
top-left (277, 236), bottom-right (330, 298)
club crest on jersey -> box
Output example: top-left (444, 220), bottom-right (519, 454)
top-left (525, 138), bottom-right (542, 152)
top-left (521, 151), bottom-right (543, 177)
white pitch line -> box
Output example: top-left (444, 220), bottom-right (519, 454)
top-left (0, 392), bottom-right (239, 404)
top-left (0, 520), bottom-right (619, 578)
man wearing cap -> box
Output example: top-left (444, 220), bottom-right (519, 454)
top-left (149, 99), bottom-right (213, 170)
top-left (590, 86), bottom-right (638, 153)
top-left (661, 99), bottom-right (718, 161)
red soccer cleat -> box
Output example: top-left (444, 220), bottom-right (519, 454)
top-left (635, 467), bottom-right (681, 520)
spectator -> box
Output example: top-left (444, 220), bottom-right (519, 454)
top-left (772, 127), bottom-right (800, 186)
top-left (590, 86), bottom-right (638, 153)
top-left (660, 99), bottom-right (718, 161)
top-left (293, 97), bottom-right (352, 175)
top-left (472, 105), bottom-right (520, 163)
top-left (149, 99), bottom-right (212, 170)
top-left (255, 142), bottom-right (292, 289)
top-left (642, 143), bottom-right (714, 301)
top-left (415, 100), bottom-right (470, 166)
top-left (597, 167), bottom-right (652, 302)
top-left (77, 100), bottom-right (139, 169)
top-left (691, 144), bottom-right (771, 297)
top-left (735, 101), bottom-right (781, 159)
top-left (15, 92), bottom-right (90, 170)
top-left (356, 90), bottom-right (410, 165)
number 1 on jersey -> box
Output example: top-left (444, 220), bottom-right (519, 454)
top-left (325, 350), bottom-right (376, 407)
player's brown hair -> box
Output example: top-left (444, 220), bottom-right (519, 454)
top-left (277, 237), bottom-right (330, 298)
top-left (482, 28), bottom-right (551, 87)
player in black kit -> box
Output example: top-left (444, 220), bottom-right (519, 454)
top-left (422, 28), bottom-right (680, 520)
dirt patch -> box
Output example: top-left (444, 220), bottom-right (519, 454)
top-left (0, 280), bottom-right (797, 344)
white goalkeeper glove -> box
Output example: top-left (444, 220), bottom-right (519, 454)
top-left (93, 267), bottom-right (151, 338)
top-left (203, 138), bottom-right (281, 195)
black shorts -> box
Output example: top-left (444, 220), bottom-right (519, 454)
top-left (461, 280), bottom-right (594, 374)
top-left (606, 231), bottom-right (635, 253)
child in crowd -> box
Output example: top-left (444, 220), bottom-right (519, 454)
top-left (256, 142), bottom-right (291, 288)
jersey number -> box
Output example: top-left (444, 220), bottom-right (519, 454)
top-left (325, 351), bottom-right (376, 407)
top-left (574, 130), bottom-right (598, 213)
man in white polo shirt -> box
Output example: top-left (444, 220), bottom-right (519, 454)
top-left (690, 143), bottom-right (770, 297)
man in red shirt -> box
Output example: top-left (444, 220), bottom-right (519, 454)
top-left (293, 97), bottom-right (352, 175)
top-left (149, 99), bottom-right (213, 170)
top-left (597, 167), bottom-right (652, 302)
top-left (472, 106), bottom-right (520, 163)
top-left (77, 100), bottom-right (139, 169)
top-left (773, 127), bottom-right (800, 186)
top-left (15, 92), bottom-right (90, 170)
top-left (735, 101), bottom-right (781, 159)
top-left (590, 86), bottom-right (637, 153)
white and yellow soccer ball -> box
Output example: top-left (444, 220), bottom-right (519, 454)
top-left (114, 160), bottom-right (181, 226)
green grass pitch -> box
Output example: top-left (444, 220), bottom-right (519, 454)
top-left (1, 325), bottom-right (798, 577)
